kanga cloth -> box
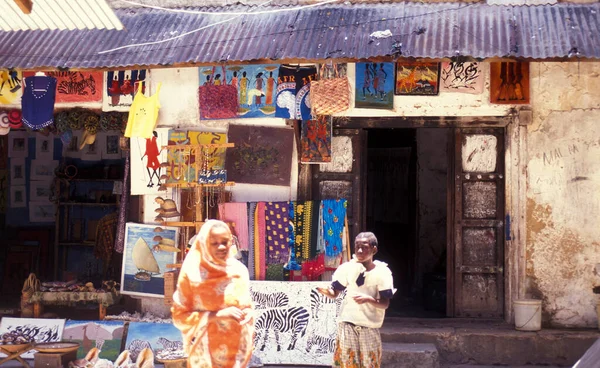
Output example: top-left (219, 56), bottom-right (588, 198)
top-left (219, 202), bottom-right (249, 251)
top-left (285, 201), bottom-right (301, 271)
top-left (21, 76), bottom-right (57, 130)
top-left (171, 220), bottom-right (254, 368)
top-left (322, 199), bottom-right (348, 258)
top-left (124, 82), bottom-right (161, 139)
top-left (94, 212), bottom-right (119, 263)
top-left (265, 202), bottom-right (290, 265)
top-left (333, 322), bottom-right (382, 368)
top-left (294, 200), bottom-right (320, 262)
top-left (255, 202), bottom-right (267, 280)
top-left (247, 202), bottom-right (257, 280)
top-left (275, 65), bottom-right (317, 120)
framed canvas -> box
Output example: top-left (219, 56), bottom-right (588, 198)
top-left (30, 159), bottom-right (58, 181)
top-left (63, 320), bottom-right (126, 361)
top-left (440, 61), bottom-right (484, 94)
top-left (124, 322), bottom-right (184, 361)
top-left (0, 69), bottom-right (23, 106)
top-left (29, 181), bottom-right (52, 203)
top-left (8, 131), bottom-right (28, 158)
top-left (10, 185), bottom-right (26, 208)
top-left (121, 222), bottom-right (178, 298)
top-left (101, 133), bottom-right (122, 160)
top-left (225, 124), bottom-right (294, 186)
top-left (0, 318), bottom-right (65, 359)
top-left (35, 136), bottom-right (55, 160)
top-left (355, 62), bottom-right (395, 109)
top-left (490, 62), bottom-right (530, 104)
top-left (9, 157), bottom-right (25, 185)
top-left (29, 201), bottom-right (55, 222)
top-left (103, 70), bottom-right (150, 111)
top-left (24, 71), bottom-right (103, 104)
top-left (395, 62), bottom-right (440, 96)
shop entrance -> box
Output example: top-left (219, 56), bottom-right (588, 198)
top-left (366, 128), bottom-right (449, 317)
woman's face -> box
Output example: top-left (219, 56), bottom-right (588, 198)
top-left (207, 226), bottom-right (233, 262)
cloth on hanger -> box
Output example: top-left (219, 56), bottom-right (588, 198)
top-left (114, 155), bottom-right (130, 253)
top-left (94, 211), bottom-right (119, 262)
top-left (21, 75), bottom-right (57, 130)
top-left (321, 198), bottom-right (347, 258)
top-left (255, 202), bottom-right (267, 280)
top-left (294, 200), bottom-right (319, 262)
top-left (218, 202), bottom-right (249, 251)
top-left (124, 82), bottom-right (161, 138)
top-left (265, 202), bottom-right (290, 265)
top-left (275, 65), bottom-right (317, 120)
top-left (247, 202), bottom-right (257, 280)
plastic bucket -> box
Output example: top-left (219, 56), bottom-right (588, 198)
top-left (514, 299), bottom-right (542, 331)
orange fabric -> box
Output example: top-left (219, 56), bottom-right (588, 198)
top-left (171, 220), bottom-right (254, 368)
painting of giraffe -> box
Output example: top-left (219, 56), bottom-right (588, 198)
top-left (62, 320), bottom-right (125, 361)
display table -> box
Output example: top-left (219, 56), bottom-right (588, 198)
top-left (0, 343), bottom-right (33, 368)
top-left (30, 291), bottom-right (120, 320)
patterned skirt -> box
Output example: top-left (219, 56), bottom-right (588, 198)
top-left (333, 322), bottom-right (382, 368)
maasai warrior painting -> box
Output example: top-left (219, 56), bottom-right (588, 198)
top-left (355, 62), bottom-right (395, 109)
top-left (301, 116), bottom-right (332, 164)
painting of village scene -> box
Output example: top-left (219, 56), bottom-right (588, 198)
top-left (198, 64), bottom-right (279, 118)
top-left (355, 62), bottom-right (395, 109)
top-left (395, 62), bottom-right (440, 96)
top-left (62, 320), bottom-right (125, 361)
top-left (121, 223), bottom-right (178, 298)
top-left (125, 322), bottom-right (185, 361)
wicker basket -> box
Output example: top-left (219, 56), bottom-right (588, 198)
top-left (310, 64), bottom-right (350, 116)
top-left (164, 270), bottom-right (179, 306)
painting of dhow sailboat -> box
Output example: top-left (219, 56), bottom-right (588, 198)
top-left (121, 223), bottom-right (178, 298)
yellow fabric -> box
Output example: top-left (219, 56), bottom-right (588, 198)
top-left (124, 82), bottom-right (162, 139)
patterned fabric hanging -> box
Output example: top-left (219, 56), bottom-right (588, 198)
top-left (255, 202), bottom-right (267, 280)
top-left (294, 200), bottom-right (320, 262)
top-left (265, 202), bottom-right (290, 265)
top-left (247, 202), bottom-right (257, 280)
top-left (285, 201), bottom-right (301, 271)
top-left (301, 253), bottom-right (325, 281)
top-left (218, 202), bottom-right (249, 250)
top-left (322, 199), bottom-right (347, 258)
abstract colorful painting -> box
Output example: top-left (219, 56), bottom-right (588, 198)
top-left (0, 69), bottom-right (23, 106)
top-left (124, 322), bottom-right (184, 361)
top-left (490, 62), bottom-right (530, 104)
top-left (440, 62), bottom-right (484, 94)
top-left (103, 70), bottom-right (149, 111)
top-left (63, 320), bottom-right (125, 361)
top-left (301, 116), bottom-right (332, 164)
top-left (121, 222), bottom-right (178, 298)
top-left (225, 125), bottom-right (294, 186)
top-left (395, 62), bottom-right (440, 96)
top-left (355, 62), bottom-right (395, 109)
top-left (0, 318), bottom-right (65, 359)
top-left (23, 71), bottom-right (103, 104)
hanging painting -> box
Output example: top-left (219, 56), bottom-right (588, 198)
top-left (29, 181), bottom-right (52, 203)
top-left (163, 130), bottom-right (193, 185)
top-left (29, 201), bottom-right (55, 222)
top-left (225, 125), bottom-right (294, 186)
top-left (188, 130), bottom-right (228, 183)
top-left (355, 62), bottom-right (395, 109)
top-left (249, 281), bottom-right (345, 366)
top-left (395, 62), bottom-right (440, 96)
top-left (9, 185), bottom-right (25, 208)
top-left (23, 71), bottom-right (103, 104)
top-left (121, 222), bottom-right (178, 298)
top-left (490, 62), bottom-right (530, 104)
top-left (0, 318), bottom-right (65, 359)
top-left (30, 159), bottom-right (58, 181)
top-left (440, 62), bottom-right (484, 94)
top-left (301, 116), bottom-right (332, 164)
top-left (35, 136), bottom-right (55, 160)
top-left (130, 127), bottom-right (169, 195)
top-left (101, 133), bottom-right (122, 160)
top-left (8, 131), bottom-right (28, 158)
top-left (198, 66), bottom-right (238, 120)
top-left (275, 65), bottom-right (317, 120)
top-left (124, 322), bottom-right (185, 361)
top-left (63, 320), bottom-right (126, 361)
top-left (103, 70), bottom-right (149, 111)
top-left (0, 69), bottom-right (23, 106)
top-left (10, 157), bottom-right (25, 185)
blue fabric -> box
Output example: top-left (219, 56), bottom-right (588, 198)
top-left (22, 76), bottom-right (57, 130)
top-left (274, 65), bottom-right (316, 120)
top-left (322, 199), bottom-right (348, 258)
top-left (285, 201), bottom-right (301, 271)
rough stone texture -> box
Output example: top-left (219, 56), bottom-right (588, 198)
top-left (381, 343), bottom-right (440, 368)
top-left (527, 62), bottom-right (600, 328)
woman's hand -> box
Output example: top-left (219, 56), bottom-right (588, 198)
top-left (239, 308), bottom-right (254, 326)
top-left (215, 306), bottom-right (245, 321)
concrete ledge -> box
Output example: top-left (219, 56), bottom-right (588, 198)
top-left (381, 342), bottom-right (440, 368)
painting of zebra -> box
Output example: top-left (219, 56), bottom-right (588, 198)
top-left (310, 288), bottom-right (345, 319)
top-left (255, 306), bottom-right (310, 351)
top-left (126, 339), bottom-right (152, 361)
top-left (305, 333), bottom-right (336, 355)
top-left (23, 71), bottom-right (103, 104)
top-left (124, 322), bottom-right (184, 360)
top-left (157, 337), bottom-right (183, 352)
top-left (251, 289), bottom-right (290, 309)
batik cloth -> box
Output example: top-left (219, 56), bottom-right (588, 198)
top-left (22, 76), bottom-right (57, 130)
top-left (294, 200), bottom-right (320, 262)
top-left (171, 220), bottom-right (254, 368)
top-left (275, 65), bottom-right (317, 120)
top-left (322, 199), bottom-right (348, 258)
top-left (255, 202), bottom-right (267, 280)
top-left (219, 202), bottom-right (249, 251)
top-left (247, 202), bottom-right (257, 280)
top-left (285, 201), bottom-right (301, 271)
top-left (265, 202), bottom-right (290, 265)
top-left (333, 322), bottom-right (382, 368)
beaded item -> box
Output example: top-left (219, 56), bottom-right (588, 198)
top-left (22, 76), bottom-right (57, 130)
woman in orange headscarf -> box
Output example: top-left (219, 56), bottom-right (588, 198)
top-left (171, 220), bottom-right (254, 367)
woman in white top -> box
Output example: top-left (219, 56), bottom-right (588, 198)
top-left (317, 232), bottom-right (395, 368)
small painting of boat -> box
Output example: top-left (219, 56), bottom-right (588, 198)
top-left (132, 238), bottom-right (160, 281)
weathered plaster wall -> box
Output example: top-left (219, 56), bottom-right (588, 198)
top-left (527, 62), bottom-right (600, 327)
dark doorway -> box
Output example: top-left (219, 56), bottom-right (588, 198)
top-left (366, 128), bottom-right (449, 317)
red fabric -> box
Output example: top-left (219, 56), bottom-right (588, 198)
top-left (145, 136), bottom-right (160, 170)
top-left (219, 203), bottom-right (249, 251)
top-left (257, 202), bottom-right (267, 280)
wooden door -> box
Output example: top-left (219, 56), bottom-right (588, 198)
top-left (312, 128), bottom-right (366, 242)
top-left (450, 128), bottom-right (505, 318)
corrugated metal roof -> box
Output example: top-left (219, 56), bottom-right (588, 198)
top-left (0, 0), bottom-right (123, 31)
top-left (0, 2), bottom-right (598, 69)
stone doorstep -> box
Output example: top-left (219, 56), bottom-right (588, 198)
top-left (379, 322), bottom-right (600, 367)
top-left (381, 342), bottom-right (440, 368)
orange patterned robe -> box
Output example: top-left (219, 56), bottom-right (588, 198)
top-left (172, 221), bottom-right (254, 368)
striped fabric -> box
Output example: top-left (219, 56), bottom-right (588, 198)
top-left (256, 202), bottom-right (267, 280)
top-left (247, 202), bottom-right (257, 280)
top-left (218, 202), bottom-right (249, 250)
